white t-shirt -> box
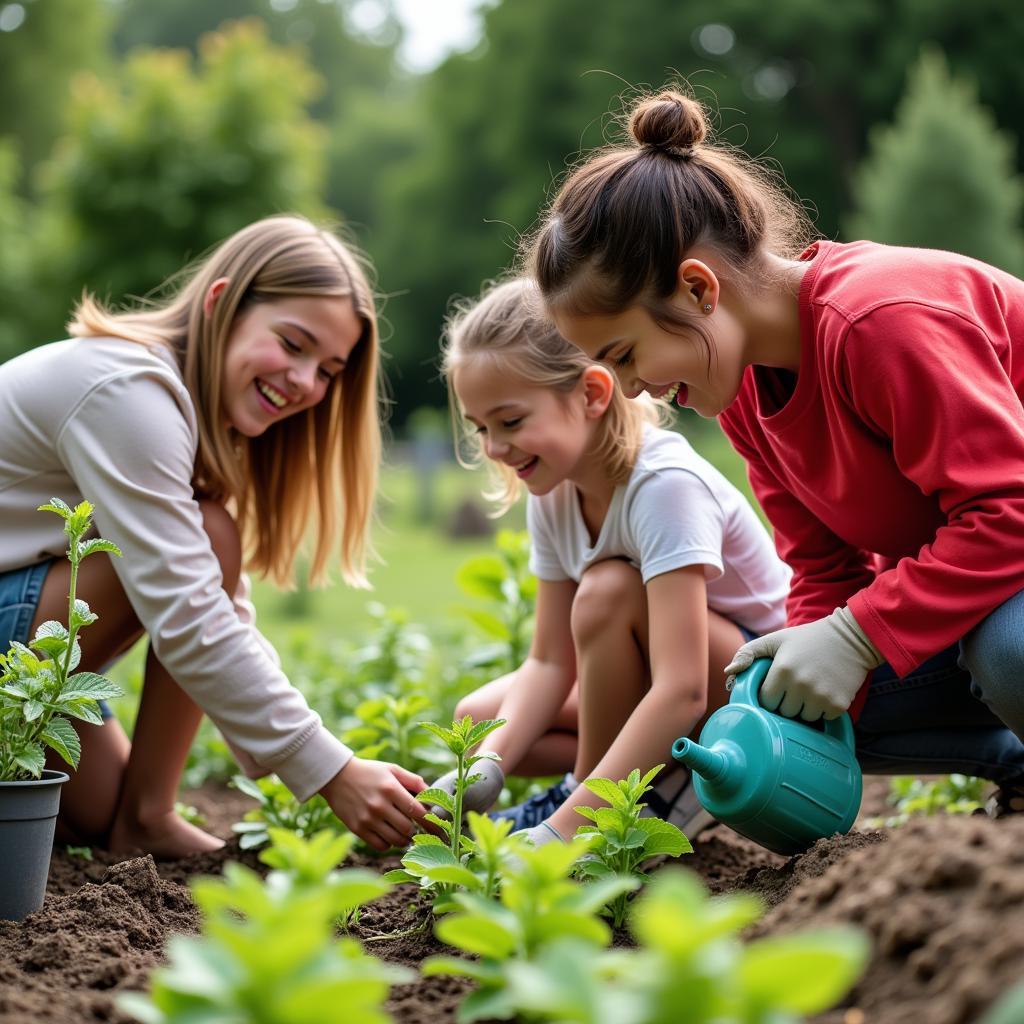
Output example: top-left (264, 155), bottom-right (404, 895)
top-left (0, 336), bottom-right (352, 800)
top-left (527, 426), bottom-right (790, 635)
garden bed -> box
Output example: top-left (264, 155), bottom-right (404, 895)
top-left (1, 778), bottom-right (1022, 1024)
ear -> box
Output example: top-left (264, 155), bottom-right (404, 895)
top-left (675, 259), bottom-right (720, 315)
top-left (581, 364), bottom-right (615, 419)
top-left (203, 277), bottom-right (231, 318)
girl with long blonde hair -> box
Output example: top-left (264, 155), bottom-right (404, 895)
top-left (434, 278), bottom-right (789, 843)
top-left (0, 214), bottom-right (427, 855)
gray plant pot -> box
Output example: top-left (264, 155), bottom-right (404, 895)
top-left (0, 769), bottom-right (69, 921)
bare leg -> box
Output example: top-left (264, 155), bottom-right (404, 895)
top-left (36, 500), bottom-right (237, 856)
top-left (569, 560), bottom-right (744, 779)
top-left (456, 675), bottom-right (579, 776)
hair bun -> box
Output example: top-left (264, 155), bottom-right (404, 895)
top-left (629, 90), bottom-right (708, 156)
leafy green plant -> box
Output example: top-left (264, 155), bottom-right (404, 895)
top-left (342, 692), bottom-right (447, 777)
top-left (230, 774), bottom-right (342, 850)
top-left (118, 830), bottom-right (409, 1024)
top-left (456, 530), bottom-right (537, 673)
top-left (386, 811), bottom-right (521, 914)
top-left (865, 774), bottom-right (987, 828)
top-left (423, 836), bottom-right (639, 1023)
top-left (573, 766), bottom-right (692, 928)
top-left (0, 499), bottom-right (123, 781)
top-left (385, 716), bottom-right (507, 912)
top-left (259, 828), bottom-right (389, 932)
top-left (491, 869), bottom-right (869, 1024)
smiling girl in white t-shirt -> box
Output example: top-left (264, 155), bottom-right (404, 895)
top-left (436, 278), bottom-right (789, 844)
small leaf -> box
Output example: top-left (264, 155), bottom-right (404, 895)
top-left (79, 538), bottom-right (123, 559)
top-left (61, 672), bottom-right (123, 701)
top-left (22, 699), bottom-right (45, 722)
top-left (435, 913), bottom-right (518, 959)
top-left (38, 498), bottom-right (73, 519)
top-left (41, 717), bottom-right (82, 769)
top-left (59, 700), bottom-right (104, 726)
top-left (583, 777), bottom-right (629, 809)
top-left (13, 745), bottom-right (46, 777)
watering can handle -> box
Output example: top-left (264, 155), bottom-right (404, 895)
top-left (731, 657), bottom-right (857, 752)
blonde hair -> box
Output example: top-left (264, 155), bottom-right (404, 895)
top-left (441, 278), bottom-right (664, 515)
top-left (68, 214), bottom-right (380, 588)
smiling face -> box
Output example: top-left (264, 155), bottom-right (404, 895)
top-left (219, 294), bottom-right (363, 437)
top-left (453, 356), bottom-right (607, 496)
top-left (551, 298), bottom-right (747, 419)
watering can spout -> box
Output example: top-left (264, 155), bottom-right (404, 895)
top-left (672, 736), bottom-right (729, 783)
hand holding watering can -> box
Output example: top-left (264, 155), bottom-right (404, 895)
top-left (672, 606), bottom-right (882, 856)
top-left (724, 607), bottom-right (884, 721)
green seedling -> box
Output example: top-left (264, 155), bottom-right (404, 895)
top-left (386, 811), bottom-right (521, 914)
top-left (342, 692), bottom-right (447, 777)
top-left (173, 800), bottom-right (205, 827)
top-left (259, 828), bottom-right (389, 931)
top-left (424, 836), bottom-right (638, 1023)
top-left (118, 831), bottom-right (409, 1024)
top-left (491, 869), bottom-right (869, 1024)
top-left (230, 774), bottom-right (341, 850)
top-left (865, 774), bottom-right (987, 828)
top-left (0, 499), bottom-right (123, 781)
top-left (573, 766), bottom-right (691, 929)
top-left (65, 845), bottom-right (93, 861)
top-left (456, 530), bottom-right (537, 674)
top-left (384, 715), bottom-right (506, 913)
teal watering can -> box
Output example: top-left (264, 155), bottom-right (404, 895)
top-left (671, 658), bottom-right (862, 855)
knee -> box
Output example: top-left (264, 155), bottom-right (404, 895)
top-left (571, 559), bottom-right (642, 646)
top-left (198, 499), bottom-right (241, 594)
top-left (961, 602), bottom-right (1024, 705)
top-left (455, 689), bottom-right (493, 724)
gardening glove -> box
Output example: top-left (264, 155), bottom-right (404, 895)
top-left (724, 606), bottom-right (883, 722)
top-left (430, 757), bottom-right (505, 820)
top-left (513, 821), bottom-right (565, 846)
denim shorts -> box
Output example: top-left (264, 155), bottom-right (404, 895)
top-left (0, 560), bottom-right (114, 719)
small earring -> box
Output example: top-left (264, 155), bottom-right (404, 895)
top-left (703, 303), bottom-right (713, 313)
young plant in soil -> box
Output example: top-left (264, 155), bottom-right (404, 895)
top-left (230, 774), bottom-right (341, 850)
top-left (870, 773), bottom-right (987, 827)
top-left (342, 692), bottom-right (446, 777)
top-left (423, 836), bottom-right (639, 1022)
top-left (0, 499), bottom-right (122, 780)
top-left (118, 830), bottom-right (409, 1024)
top-left (487, 869), bottom-right (869, 1024)
top-left (385, 715), bottom-right (507, 913)
top-left (572, 765), bottom-right (691, 929)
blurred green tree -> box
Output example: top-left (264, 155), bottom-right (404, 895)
top-left (845, 48), bottom-right (1024, 274)
top-left (28, 19), bottom-right (328, 350)
top-left (0, 0), bottom-right (111, 190)
top-left (0, 141), bottom-right (34, 360)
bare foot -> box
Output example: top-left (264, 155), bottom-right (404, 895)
top-left (107, 809), bottom-right (225, 859)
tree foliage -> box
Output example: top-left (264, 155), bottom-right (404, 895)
top-left (33, 19), bottom-right (328, 344)
top-left (846, 48), bottom-right (1024, 274)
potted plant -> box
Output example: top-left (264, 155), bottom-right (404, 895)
top-left (0, 498), bottom-right (123, 921)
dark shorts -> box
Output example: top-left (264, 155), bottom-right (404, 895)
top-left (0, 560), bottom-right (115, 720)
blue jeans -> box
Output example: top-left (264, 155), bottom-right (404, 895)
top-left (855, 587), bottom-right (1024, 786)
top-left (0, 559), bottom-right (115, 720)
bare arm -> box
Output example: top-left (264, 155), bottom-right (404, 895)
top-left (481, 578), bottom-right (578, 774)
top-left (548, 565), bottom-right (709, 837)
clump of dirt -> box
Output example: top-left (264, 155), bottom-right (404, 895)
top-left (748, 815), bottom-right (1024, 1024)
top-left (0, 855), bottom-right (198, 1023)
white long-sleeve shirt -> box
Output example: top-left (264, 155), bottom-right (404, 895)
top-left (0, 336), bottom-right (352, 799)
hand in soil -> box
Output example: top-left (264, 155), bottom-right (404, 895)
top-left (321, 756), bottom-right (428, 851)
top-left (107, 809), bottom-right (226, 859)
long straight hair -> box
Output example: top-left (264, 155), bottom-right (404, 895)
top-left (441, 278), bottom-right (664, 515)
top-left (68, 214), bottom-right (381, 587)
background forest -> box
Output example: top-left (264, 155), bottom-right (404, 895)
top-left (2, 0), bottom-right (1023, 426)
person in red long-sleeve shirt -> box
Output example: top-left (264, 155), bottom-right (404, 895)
top-left (526, 86), bottom-right (1024, 814)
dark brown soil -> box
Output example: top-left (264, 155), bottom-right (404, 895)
top-left (2, 775), bottom-right (1022, 1024)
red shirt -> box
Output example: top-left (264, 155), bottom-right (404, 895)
top-left (720, 240), bottom-right (1024, 681)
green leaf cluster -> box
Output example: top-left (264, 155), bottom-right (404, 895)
top-left (456, 532), bottom-right (537, 673)
top-left (431, 862), bottom-right (867, 1024)
top-left (0, 499), bottom-right (123, 781)
top-left (386, 811), bottom-right (520, 913)
top-left (342, 692), bottom-right (446, 777)
top-left (118, 830), bottom-right (408, 1024)
top-left (574, 766), bottom-right (692, 928)
top-left (864, 773), bottom-right (987, 828)
top-left (424, 837), bottom-right (638, 1022)
top-left (230, 774), bottom-right (342, 851)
